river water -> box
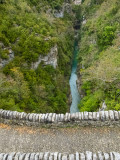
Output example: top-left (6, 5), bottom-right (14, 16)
top-left (69, 41), bottom-right (80, 113)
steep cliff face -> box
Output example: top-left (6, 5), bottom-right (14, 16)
top-left (31, 45), bottom-right (58, 69)
top-left (54, 3), bottom-right (72, 18)
top-left (73, 0), bottom-right (82, 5)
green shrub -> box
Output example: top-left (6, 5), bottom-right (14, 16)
top-left (115, 104), bottom-right (120, 111)
top-left (91, 0), bottom-right (104, 5)
top-left (97, 26), bottom-right (116, 50)
top-left (79, 90), bottom-right (104, 112)
top-left (0, 49), bottom-right (9, 59)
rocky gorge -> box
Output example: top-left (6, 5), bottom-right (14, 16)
top-left (0, 0), bottom-right (120, 158)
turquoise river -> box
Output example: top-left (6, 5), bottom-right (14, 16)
top-left (69, 41), bottom-right (80, 113)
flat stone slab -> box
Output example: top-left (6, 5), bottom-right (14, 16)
top-left (0, 124), bottom-right (120, 153)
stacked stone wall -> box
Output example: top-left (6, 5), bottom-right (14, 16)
top-left (0, 109), bottom-right (120, 127)
top-left (0, 152), bottom-right (120, 160)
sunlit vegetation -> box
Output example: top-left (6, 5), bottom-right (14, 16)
top-left (0, 0), bottom-right (75, 113)
top-left (78, 0), bottom-right (120, 111)
top-left (1, 0), bottom-right (119, 113)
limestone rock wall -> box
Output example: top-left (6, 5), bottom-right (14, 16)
top-left (73, 0), bottom-right (82, 5)
top-left (1, 109), bottom-right (120, 127)
top-left (31, 45), bottom-right (58, 69)
top-left (54, 3), bottom-right (72, 18)
top-left (0, 152), bottom-right (120, 160)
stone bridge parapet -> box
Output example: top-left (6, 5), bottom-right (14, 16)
top-left (0, 109), bottom-right (120, 127)
top-left (0, 152), bottom-right (120, 160)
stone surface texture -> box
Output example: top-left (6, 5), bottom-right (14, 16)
top-left (73, 0), bottom-right (82, 5)
top-left (0, 152), bottom-right (120, 160)
top-left (0, 109), bottom-right (120, 156)
top-left (0, 123), bottom-right (120, 153)
top-left (1, 109), bottom-right (120, 127)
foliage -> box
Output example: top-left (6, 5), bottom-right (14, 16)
top-left (97, 26), bottom-right (116, 50)
top-left (79, 90), bottom-right (104, 112)
top-left (0, 69), bottom-right (30, 111)
top-left (78, 0), bottom-right (120, 111)
top-left (0, 48), bottom-right (9, 59)
top-left (0, 0), bottom-right (75, 113)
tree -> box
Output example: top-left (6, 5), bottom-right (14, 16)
top-left (97, 26), bottom-right (116, 49)
top-left (10, 67), bottom-right (30, 101)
